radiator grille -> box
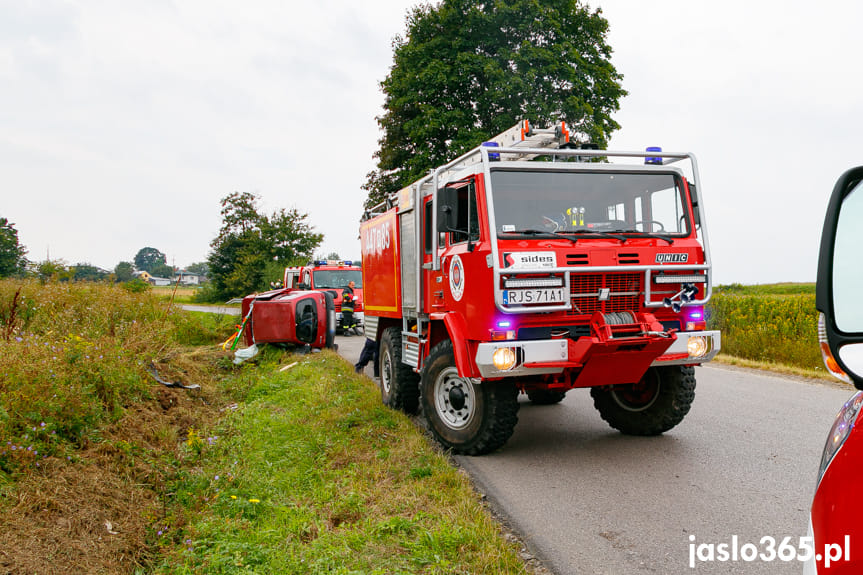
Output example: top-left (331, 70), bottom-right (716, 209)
top-left (567, 273), bottom-right (643, 316)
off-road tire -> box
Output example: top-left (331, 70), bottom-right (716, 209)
top-left (590, 366), bottom-right (695, 436)
top-left (526, 389), bottom-right (567, 405)
top-left (420, 339), bottom-right (519, 455)
top-left (379, 327), bottom-right (420, 414)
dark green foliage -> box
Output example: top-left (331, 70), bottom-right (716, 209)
top-left (134, 247), bottom-right (167, 273)
top-left (0, 217), bottom-right (28, 278)
top-left (114, 261), bottom-right (135, 283)
top-left (71, 263), bottom-right (109, 282)
top-left (149, 263), bottom-right (175, 280)
top-left (206, 192), bottom-right (323, 300)
top-left (364, 0), bottom-right (627, 207)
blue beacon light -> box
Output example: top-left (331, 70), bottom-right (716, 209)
top-left (645, 146), bottom-right (663, 165)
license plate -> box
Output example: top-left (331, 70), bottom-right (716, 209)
top-left (503, 287), bottom-right (567, 305)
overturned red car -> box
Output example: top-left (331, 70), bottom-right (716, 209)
top-left (239, 288), bottom-right (337, 350)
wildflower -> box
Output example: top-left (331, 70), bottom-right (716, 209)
top-left (249, 499), bottom-right (260, 503)
top-left (230, 495), bottom-right (237, 500)
top-left (214, 475), bottom-right (219, 481)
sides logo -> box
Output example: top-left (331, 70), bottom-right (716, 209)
top-left (502, 252), bottom-right (556, 269)
top-left (449, 255), bottom-right (465, 301)
top-left (656, 253), bottom-right (689, 263)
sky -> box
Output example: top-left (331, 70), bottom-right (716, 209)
top-left (2, 0), bottom-right (862, 284)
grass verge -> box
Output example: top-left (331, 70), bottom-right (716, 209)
top-left (0, 280), bottom-right (527, 574)
top-left (152, 347), bottom-right (527, 574)
top-left (712, 353), bottom-right (841, 383)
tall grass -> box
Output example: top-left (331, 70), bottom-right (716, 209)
top-left (707, 288), bottom-right (822, 372)
top-left (0, 280), bottom-right (225, 475)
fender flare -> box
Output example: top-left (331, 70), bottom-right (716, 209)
top-left (433, 312), bottom-right (479, 378)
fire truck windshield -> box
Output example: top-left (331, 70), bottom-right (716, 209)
top-left (312, 269), bottom-right (363, 289)
top-left (490, 169), bottom-right (691, 238)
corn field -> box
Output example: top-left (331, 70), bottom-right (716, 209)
top-left (707, 289), bottom-right (821, 371)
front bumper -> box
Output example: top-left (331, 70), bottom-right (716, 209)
top-left (474, 330), bottom-right (720, 379)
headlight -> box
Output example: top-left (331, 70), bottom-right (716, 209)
top-left (687, 335), bottom-right (709, 358)
top-left (492, 347), bottom-right (518, 371)
top-left (817, 391), bottom-right (863, 487)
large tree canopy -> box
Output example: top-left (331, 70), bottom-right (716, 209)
top-left (364, 0), bottom-right (626, 207)
top-left (207, 192), bottom-right (323, 299)
top-left (134, 247), bottom-right (167, 273)
top-left (0, 217), bottom-right (28, 277)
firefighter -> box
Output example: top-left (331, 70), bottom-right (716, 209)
top-left (341, 280), bottom-right (357, 335)
top-left (354, 337), bottom-right (379, 378)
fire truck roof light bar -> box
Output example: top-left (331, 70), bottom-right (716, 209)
top-left (654, 274), bottom-right (707, 284)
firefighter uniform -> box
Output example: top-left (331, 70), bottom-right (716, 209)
top-left (341, 282), bottom-right (357, 335)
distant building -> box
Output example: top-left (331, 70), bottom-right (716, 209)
top-left (134, 270), bottom-right (172, 286)
top-left (173, 270), bottom-right (203, 285)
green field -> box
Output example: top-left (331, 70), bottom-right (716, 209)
top-left (707, 283), bottom-right (823, 376)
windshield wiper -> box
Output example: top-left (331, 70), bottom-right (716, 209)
top-left (560, 229), bottom-right (629, 243)
top-left (505, 229), bottom-right (579, 244)
top-left (607, 230), bottom-right (675, 244)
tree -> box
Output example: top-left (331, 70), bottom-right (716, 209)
top-left (33, 259), bottom-right (72, 282)
top-left (134, 247), bottom-right (167, 273)
top-left (72, 263), bottom-right (108, 282)
top-left (0, 217), bottom-right (28, 277)
top-left (364, 0), bottom-right (627, 207)
top-left (150, 263), bottom-right (175, 279)
top-left (114, 261), bottom-right (135, 283)
top-left (186, 262), bottom-right (209, 277)
top-left (206, 192), bottom-right (323, 300)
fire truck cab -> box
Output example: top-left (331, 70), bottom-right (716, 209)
top-left (360, 121), bottom-right (720, 455)
top-left (283, 260), bottom-right (364, 334)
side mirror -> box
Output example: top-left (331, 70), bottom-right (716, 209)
top-left (437, 186), bottom-right (459, 233)
top-left (298, 282), bottom-right (310, 290)
top-left (816, 166), bottom-right (863, 387)
top-left (688, 180), bottom-right (701, 227)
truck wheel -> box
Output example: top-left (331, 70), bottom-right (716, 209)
top-left (420, 340), bottom-right (519, 455)
top-left (526, 389), bottom-right (567, 405)
top-left (590, 366), bottom-right (695, 436)
top-left (379, 327), bottom-right (420, 414)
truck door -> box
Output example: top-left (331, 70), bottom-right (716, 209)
top-left (438, 178), bottom-right (483, 315)
top-left (423, 196), bottom-right (446, 313)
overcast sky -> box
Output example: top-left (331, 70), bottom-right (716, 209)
top-left (2, 0), bottom-right (861, 284)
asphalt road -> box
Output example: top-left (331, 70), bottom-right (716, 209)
top-left (333, 334), bottom-right (853, 574)
top-left (181, 304), bottom-right (241, 316)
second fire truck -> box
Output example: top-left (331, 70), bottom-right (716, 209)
top-left (360, 121), bottom-right (720, 455)
top-left (283, 260), bottom-right (364, 333)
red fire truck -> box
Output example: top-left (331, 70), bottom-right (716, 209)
top-left (283, 260), bottom-right (364, 334)
top-left (360, 120), bottom-right (720, 455)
